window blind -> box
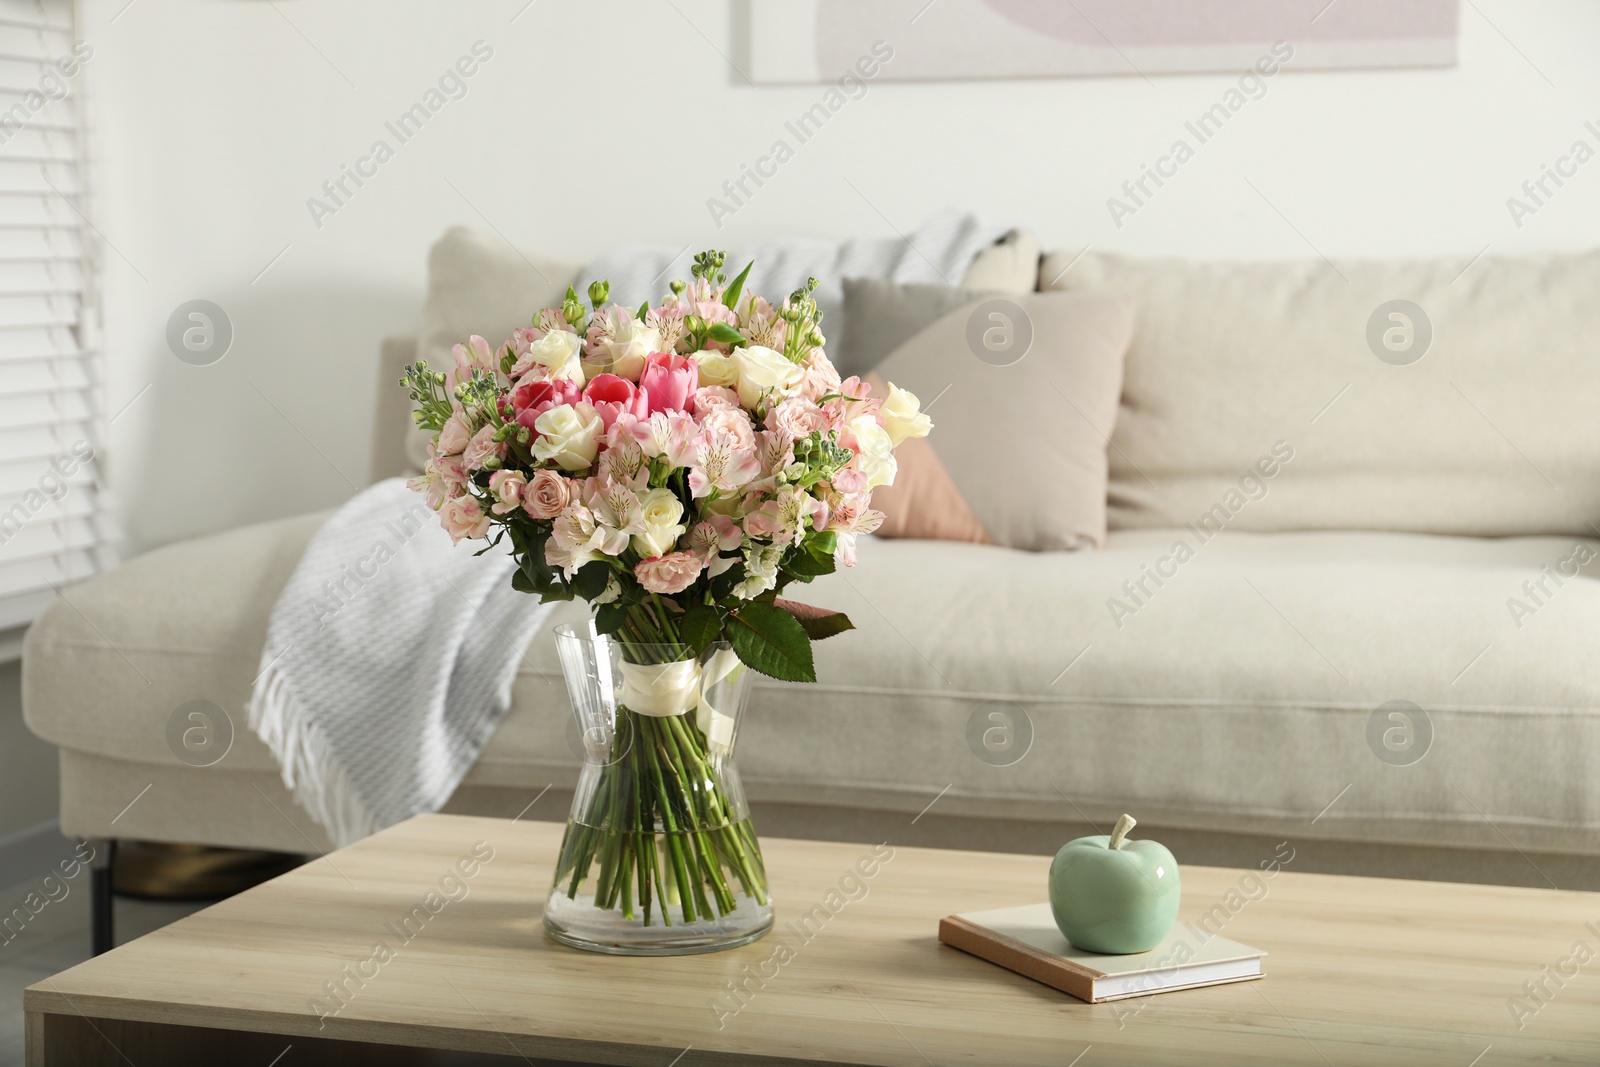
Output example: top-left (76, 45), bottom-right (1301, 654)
top-left (0, 0), bottom-right (109, 635)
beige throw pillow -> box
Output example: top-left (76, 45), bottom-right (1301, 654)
top-left (847, 281), bottom-right (1136, 551)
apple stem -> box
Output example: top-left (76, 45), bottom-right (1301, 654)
top-left (1108, 813), bottom-right (1137, 850)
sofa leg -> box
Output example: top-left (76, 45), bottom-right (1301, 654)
top-left (88, 839), bottom-right (115, 956)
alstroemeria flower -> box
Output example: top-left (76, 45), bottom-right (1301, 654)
top-left (687, 516), bottom-right (742, 566)
top-left (743, 486), bottom-right (818, 546)
top-left (546, 501), bottom-right (629, 576)
top-left (449, 334), bottom-right (497, 389)
top-left (632, 411), bottom-right (701, 467)
top-left (688, 437), bottom-right (761, 499)
top-left (583, 474), bottom-right (647, 541)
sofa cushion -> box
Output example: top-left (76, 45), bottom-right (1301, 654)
top-left (836, 280), bottom-right (984, 381)
top-left (1039, 250), bottom-right (1600, 538)
top-left (855, 287), bottom-right (1136, 550)
top-left (23, 513), bottom-right (1600, 854)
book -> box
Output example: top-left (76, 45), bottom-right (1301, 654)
top-left (938, 903), bottom-right (1265, 1004)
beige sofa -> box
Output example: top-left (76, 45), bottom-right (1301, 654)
top-left (24, 231), bottom-right (1600, 949)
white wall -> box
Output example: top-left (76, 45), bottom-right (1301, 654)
top-left (77, 0), bottom-right (1600, 552)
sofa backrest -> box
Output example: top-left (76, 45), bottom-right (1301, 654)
top-left (1041, 250), bottom-right (1600, 538)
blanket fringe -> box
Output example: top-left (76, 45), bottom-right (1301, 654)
top-left (248, 659), bottom-right (379, 848)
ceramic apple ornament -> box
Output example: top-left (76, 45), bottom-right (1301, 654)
top-left (1049, 813), bottom-right (1181, 954)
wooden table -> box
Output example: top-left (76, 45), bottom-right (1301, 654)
top-left (25, 814), bottom-right (1600, 1065)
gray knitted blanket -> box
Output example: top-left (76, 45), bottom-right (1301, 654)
top-left (249, 478), bottom-right (554, 847)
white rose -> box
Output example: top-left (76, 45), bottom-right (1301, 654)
top-left (632, 487), bottom-right (687, 558)
top-left (732, 344), bottom-right (803, 408)
top-left (527, 329), bottom-right (584, 382)
top-left (531, 403), bottom-right (603, 471)
top-left (599, 318), bottom-right (661, 382)
top-left (693, 349), bottom-right (740, 389)
top-left (881, 382), bottom-right (933, 447)
top-left (847, 414), bottom-right (898, 490)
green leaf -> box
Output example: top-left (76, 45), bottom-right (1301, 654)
top-left (572, 560), bottom-right (611, 601)
top-left (680, 604), bottom-right (722, 654)
top-left (775, 599), bottom-right (855, 641)
top-left (539, 583), bottom-right (575, 603)
top-left (594, 602), bottom-right (631, 638)
top-left (721, 260), bottom-right (754, 310)
top-left (711, 561), bottom-right (745, 602)
top-left (728, 602), bottom-right (815, 682)
top-left (510, 567), bottom-right (537, 595)
top-left (517, 530), bottom-right (555, 586)
top-left (637, 301), bottom-right (650, 321)
top-left (784, 548), bottom-right (835, 578)
top-left (615, 572), bottom-right (647, 606)
top-left (806, 530), bottom-right (838, 558)
top-left (704, 322), bottom-right (747, 346)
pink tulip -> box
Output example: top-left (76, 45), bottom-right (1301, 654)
top-left (511, 377), bottom-right (582, 432)
top-left (583, 373), bottom-right (650, 430)
top-left (638, 351), bottom-right (698, 416)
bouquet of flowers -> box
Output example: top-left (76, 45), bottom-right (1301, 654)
top-left (403, 251), bottom-right (930, 945)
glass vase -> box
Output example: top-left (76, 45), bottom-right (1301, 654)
top-left (543, 621), bottom-right (774, 955)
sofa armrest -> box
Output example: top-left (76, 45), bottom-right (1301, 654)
top-left (371, 333), bottom-right (426, 483)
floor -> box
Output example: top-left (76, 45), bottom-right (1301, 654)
top-left (0, 877), bottom-right (205, 1065)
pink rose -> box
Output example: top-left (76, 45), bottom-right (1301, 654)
top-left (638, 351), bottom-right (698, 416)
top-left (522, 469), bottom-right (571, 520)
top-left (798, 349), bottom-right (842, 403)
top-left (702, 406), bottom-right (756, 452)
top-left (766, 397), bottom-right (830, 439)
top-left (439, 495), bottom-right (491, 543)
top-left (463, 425), bottom-right (504, 471)
top-left (487, 469), bottom-right (527, 515)
top-left (634, 551), bottom-right (704, 595)
top-left (437, 414), bottom-right (471, 456)
top-left (692, 385), bottom-right (741, 417)
top-left (583, 373), bottom-right (650, 430)
top-left (512, 377), bottom-right (583, 432)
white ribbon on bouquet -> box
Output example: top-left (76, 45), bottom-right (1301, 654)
top-left (615, 648), bottom-right (745, 755)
